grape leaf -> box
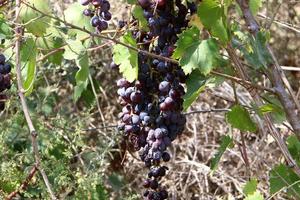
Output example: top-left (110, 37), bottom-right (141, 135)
top-left (132, 6), bottom-right (149, 31)
top-left (180, 38), bottom-right (219, 75)
top-left (63, 39), bottom-right (86, 60)
top-left (36, 36), bottom-right (64, 65)
top-left (183, 70), bottom-right (208, 111)
top-left (19, 0), bottom-right (51, 36)
top-left (113, 32), bottom-right (138, 82)
top-left (64, 3), bottom-right (94, 40)
top-left (270, 164), bottom-right (300, 198)
top-left (174, 27), bottom-right (220, 75)
top-left (287, 136), bottom-right (300, 165)
top-left (173, 26), bottom-right (200, 60)
top-left (0, 17), bottom-right (12, 40)
top-left (197, 0), bottom-right (229, 43)
top-left (210, 135), bottom-right (233, 172)
top-left (249, 0), bottom-right (262, 15)
top-left (243, 179), bottom-right (258, 195)
top-left (226, 105), bottom-right (257, 132)
top-left (74, 80), bottom-right (89, 102)
top-left (21, 38), bottom-right (37, 95)
top-left (197, 0), bottom-right (223, 28)
top-left (244, 191), bottom-right (264, 200)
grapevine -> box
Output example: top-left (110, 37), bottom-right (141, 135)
top-left (117, 0), bottom-right (196, 199)
top-left (0, 53), bottom-right (12, 111)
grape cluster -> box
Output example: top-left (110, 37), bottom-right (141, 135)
top-left (80, 0), bottom-right (112, 32)
top-left (0, 54), bottom-right (11, 111)
top-left (117, 0), bottom-right (195, 199)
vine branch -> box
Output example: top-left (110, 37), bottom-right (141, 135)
top-left (14, 1), bottom-right (57, 199)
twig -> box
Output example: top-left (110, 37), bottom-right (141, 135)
top-left (257, 13), bottom-right (300, 33)
top-left (226, 43), bottom-right (300, 176)
top-left (236, 0), bottom-right (300, 146)
top-left (5, 165), bottom-right (38, 200)
top-left (15, 1), bottom-right (57, 199)
top-left (184, 108), bottom-right (230, 115)
top-left (211, 70), bottom-right (275, 94)
top-left (89, 74), bottom-right (106, 126)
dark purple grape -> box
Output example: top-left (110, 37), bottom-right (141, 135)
top-left (162, 152), bottom-right (171, 162)
top-left (92, 0), bottom-right (103, 7)
top-left (130, 91), bottom-right (142, 103)
top-left (117, 78), bottom-right (130, 88)
top-left (150, 180), bottom-right (159, 190)
top-left (143, 179), bottom-right (151, 188)
top-left (159, 190), bottom-right (168, 199)
top-left (101, 0), bottom-right (110, 11)
top-left (159, 81), bottom-right (170, 93)
top-left (118, 20), bottom-right (126, 29)
top-left (138, 0), bottom-right (151, 9)
top-left (0, 64), bottom-right (5, 74)
top-left (91, 16), bottom-right (100, 27)
top-left (102, 11), bottom-right (112, 20)
top-left (83, 9), bottom-right (93, 17)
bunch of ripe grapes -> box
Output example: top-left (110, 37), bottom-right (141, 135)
top-left (0, 54), bottom-right (12, 111)
top-left (80, 0), bottom-right (112, 32)
top-left (117, 0), bottom-right (196, 199)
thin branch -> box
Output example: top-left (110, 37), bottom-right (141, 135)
top-left (258, 13), bottom-right (300, 33)
top-left (15, 1), bottom-right (57, 199)
top-left (184, 108), bottom-right (230, 115)
top-left (237, 0), bottom-right (300, 140)
top-left (5, 165), bottom-right (38, 200)
top-left (211, 70), bottom-right (275, 94)
top-left (226, 44), bottom-right (300, 177)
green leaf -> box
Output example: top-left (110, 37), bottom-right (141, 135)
top-left (113, 32), bottom-right (138, 82)
top-left (197, 0), bottom-right (229, 43)
top-left (260, 95), bottom-right (286, 124)
top-left (183, 70), bottom-right (208, 110)
top-left (63, 39), bottom-right (86, 60)
top-left (244, 191), bottom-right (264, 200)
top-left (270, 164), bottom-right (300, 198)
top-left (287, 136), bottom-right (300, 165)
top-left (19, 0), bottom-right (51, 36)
top-left (173, 26), bottom-right (200, 60)
top-left (249, 0), bottom-right (262, 15)
top-left (180, 38), bottom-right (219, 75)
top-left (132, 6), bottom-right (149, 31)
top-left (211, 18), bottom-right (228, 43)
top-left (226, 105), bottom-right (257, 132)
top-left (21, 38), bottom-right (37, 95)
top-left (36, 36), bottom-right (64, 65)
top-left (197, 0), bottom-right (223, 28)
top-left (243, 179), bottom-right (258, 195)
top-left (0, 17), bottom-right (12, 40)
top-left (64, 3), bottom-right (94, 40)
top-left (75, 53), bottom-right (89, 83)
top-left (241, 31), bottom-right (272, 69)
top-left (74, 80), bottom-right (89, 102)
top-left (210, 135), bottom-right (233, 172)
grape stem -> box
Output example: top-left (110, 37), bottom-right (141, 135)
top-left (13, 0), bottom-right (57, 199)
